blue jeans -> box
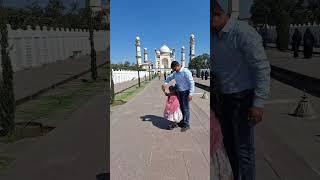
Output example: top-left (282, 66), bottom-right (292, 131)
top-left (214, 89), bottom-right (255, 180)
top-left (177, 90), bottom-right (190, 127)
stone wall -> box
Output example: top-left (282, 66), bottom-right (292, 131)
top-left (0, 24), bottom-right (107, 73)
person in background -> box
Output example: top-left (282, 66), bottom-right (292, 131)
top-left (303, 28), bottom-right (315, 59)
top-left (205, 70), bottom-right (209, 80)
top-left (292, 28), bottom-right (302, 58)
top-left (201, 70), bottom-right (205, 80)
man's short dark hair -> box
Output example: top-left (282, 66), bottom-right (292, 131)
top-left (211, 0), bottom-right (225, 16)
top-left (171, 61), bottom-right (180, 69)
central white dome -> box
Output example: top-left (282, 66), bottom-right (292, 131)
top-left (160, 45), bottom-right (170, 54)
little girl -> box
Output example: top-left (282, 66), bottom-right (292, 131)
top-left (211, 110), bottom-right (233, 180)
top-left (163, 85), bottom-right (183, 130)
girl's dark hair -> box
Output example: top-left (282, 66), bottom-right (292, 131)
top-left (169, 85), bottom-right (177, 93)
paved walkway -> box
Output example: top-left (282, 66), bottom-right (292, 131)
top-left (194, 78), bottom-right (210, 87)
top-left (12, 51), bottom-right (106, 102)
top-left (267, 43), bottom-right (320, 53)
top-left (114, 78), bottom-right (148, 94)
top-left (0, 91), bottom-right (108, 180)
top-left (110, 79), bottom-right (210, 180)
top-left (192, 71), bottom-right (320, 178)
top-left (256, 78), bottom-right (320, 180)
top-left (266, 48), bottom-right (320, 79)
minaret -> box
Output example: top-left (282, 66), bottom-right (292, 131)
top-left (172, 48), bottom-right (176, 61)
top-left (181, 46), bottom-right (185, 67)
top-left (154, 48), bottom-right (158, 69)
top-left (135, 36), bottom-right (142, 65)
top-left (157, 50), bottom-right (160, 69)
top-left (144, 48), bottom-right (148, 63)
top-left (189, 34), bottom-right (195, 62)
top-left (228, 0), bottom-right (239, 18)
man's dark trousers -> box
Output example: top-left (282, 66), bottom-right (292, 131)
top-left (214, 89), bottom-right (255, 180)
top-left (177, 90), bottom-right (190, 128)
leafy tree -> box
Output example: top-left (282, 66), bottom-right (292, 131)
top-left (290, 0), bottom-right (308, 24)
top-left (7, 8), bottom-right (28, 29)
top-left (306, 0), bottom-right (320, 23)
top-left (65, 1), bottom-right (79, 28)
top-left (188, 53), bottom-right (210, 70)
top-left (45, 0), bottom-right (66, 27)
top-left (25, 0), bottom-right (45, 28)
top-left (0, 2), bottom-right (15, 136)
top-left (251, 0), bottom-right (294, 50)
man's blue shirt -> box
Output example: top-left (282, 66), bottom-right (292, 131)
top-left (211, 17), bottom-right (270, 108)
top-left (164, 67), bottom-right (195, 96)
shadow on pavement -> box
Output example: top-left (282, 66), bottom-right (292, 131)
top-left (96, 173), bottom-right (109, 180)
top-left (140, 115), bottom-right (171, 130)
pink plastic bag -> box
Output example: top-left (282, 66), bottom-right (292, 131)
top-left (211, 110), bottom-right (223, 156)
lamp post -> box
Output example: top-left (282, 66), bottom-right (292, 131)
top-left (148, 62), bottom-right (152, 81)
top-left (136, 63), bottom-right (141, 87)
top-left (86, 0), bottom-right (99, 80)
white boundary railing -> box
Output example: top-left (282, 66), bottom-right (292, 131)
top-left (112, 69), bottom-right (150, 84)
top-left (0, 24), bottom-right (107, 72)
top-left (259, 23), bottom-right (320, 47)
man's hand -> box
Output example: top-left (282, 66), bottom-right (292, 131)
top-left (248, 107), bottom-right (264, 125)
top-left (188, 95), bottom-right (192, 102)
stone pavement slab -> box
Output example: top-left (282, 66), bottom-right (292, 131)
top-left (266, 48), bottom-right (320, 79)
top-left (267, 43), bottom-right (320, 53)
top-left (192, 75), bottom-right (320, 179)
top-left (255, 79), bottom-right (320, 180)
top-left (110, 79), bottom-right (210, 180)
top-left (194, 78), bottom-right (210, 87)
top-left (0, 92), bottom-right (108, 180)
top-left (13, 51), bottom-right (107, 102)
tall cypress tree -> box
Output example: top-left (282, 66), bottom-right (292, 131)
top-left (0, 0), bottom-right (15, 136)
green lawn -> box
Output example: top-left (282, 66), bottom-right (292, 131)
top-left (1, 65), bottom-right (108, 144)
top-left (16, 81), bottom-right (101, 121)
top-left (0, 155), bottom-right (15, 172)
top-left (112, 80), bottom-right (150, 107)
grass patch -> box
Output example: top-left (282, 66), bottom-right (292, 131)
top-left (0, 155), bottom-right (15, 172)
top-left (112, 80), bottom-right (150, 107)
top-left (16, 81), bottom-right (100, 121)
top-left (0, 135), bottom-right (25, 144)
top-left (0, 125), bottom-right (55, 144)
top-left (9, 64), bottom-right (109, 143)
top-left (15, 64), bottom-right (108, 121)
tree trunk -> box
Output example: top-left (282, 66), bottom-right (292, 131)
top-left (276, 11), bottom-right (290, 51)
top-left (0, 2), bottom-right (15, 136)
top-left (110, 70), bottom-right (115, 104)
top-left (87, 1), bottom-right (98, 80)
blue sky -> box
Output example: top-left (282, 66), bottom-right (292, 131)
top-left (111, 0), bottom-right (210, 65)
top-left (111, 0), bottom-right (253, 65)
top-left (5, 0), bottom-right (253, 65)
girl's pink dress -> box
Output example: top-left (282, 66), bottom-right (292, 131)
top-left (163, 94), bottom-right (183, 123)
top-left (211, 110), bottom-right (233, 180)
